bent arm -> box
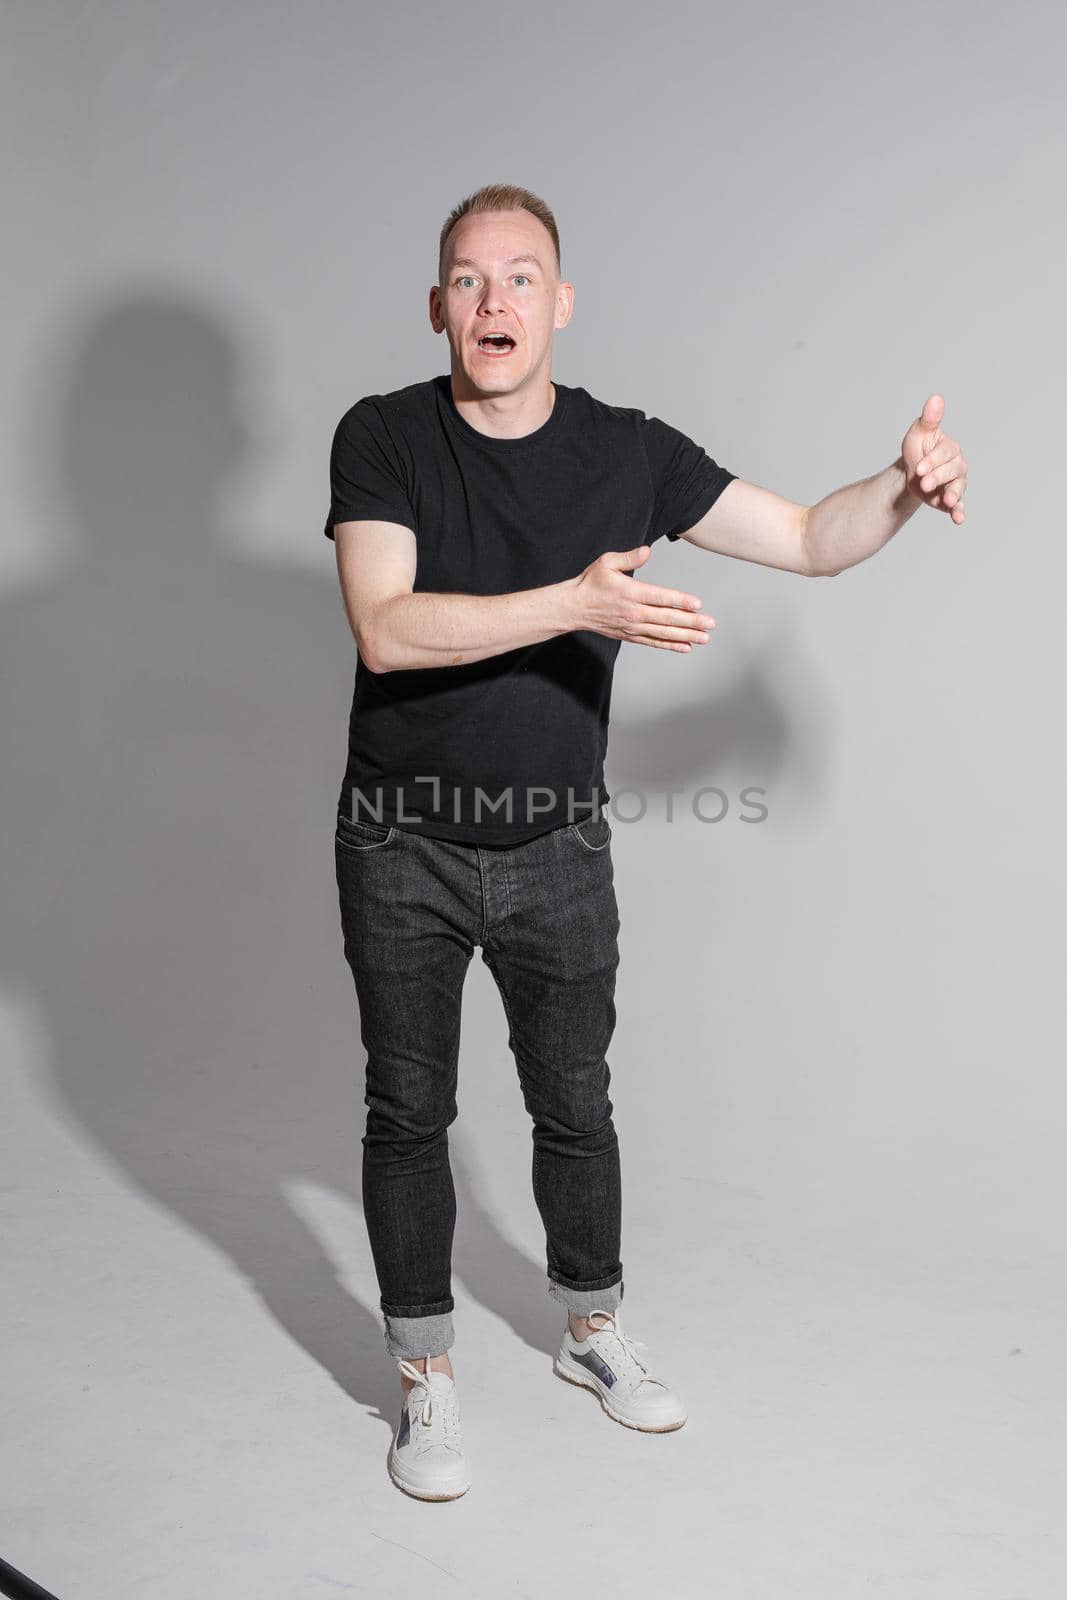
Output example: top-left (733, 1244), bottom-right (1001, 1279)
top-left (334, 518), bottom-right (581, 673)
top-left (367, 584), bottom-right (584, 672)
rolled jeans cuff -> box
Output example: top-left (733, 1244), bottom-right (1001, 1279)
top-left (383, 1311), bottom-right (455, 1361)
top-left (546, 1273), bottom-right (624, 1316)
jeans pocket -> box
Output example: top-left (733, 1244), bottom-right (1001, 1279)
top-left (335, 812), bottom-right (398, 852)
top-left (567, 810), bottom-right (612, 852)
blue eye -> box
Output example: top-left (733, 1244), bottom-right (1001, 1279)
top-left (454, 274), bottom-right (530, 288)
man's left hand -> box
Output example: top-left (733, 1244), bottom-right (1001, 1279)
top-left (901, 394), bottom-right (969, 524)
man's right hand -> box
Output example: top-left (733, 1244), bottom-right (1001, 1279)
top-left (568, 546), bottom-right (716, 652)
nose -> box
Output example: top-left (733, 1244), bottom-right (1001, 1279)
top-left (478, 281), bottom-right (508, 315)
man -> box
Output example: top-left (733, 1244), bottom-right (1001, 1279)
top-left (323, 183), bottom-right (968, 1502)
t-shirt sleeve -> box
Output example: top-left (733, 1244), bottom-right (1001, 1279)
top-left (640, 413), bottom-right (737, 543)
top-left (323, 399), bottom-right (417, 540)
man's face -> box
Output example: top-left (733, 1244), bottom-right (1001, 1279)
top-left (429, 209), bottom-right (573, 396)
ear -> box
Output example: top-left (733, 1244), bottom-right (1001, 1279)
top-left (555, 280), bottom-right (575, 331)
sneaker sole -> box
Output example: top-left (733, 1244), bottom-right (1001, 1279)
top-left (388, 1451), bottom-right (471, 1501)
top-left (553, 1354), bottom-right (687, 1432)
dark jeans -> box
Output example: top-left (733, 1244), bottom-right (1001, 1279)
top-left (334, 804), bottom-right (625, 1362)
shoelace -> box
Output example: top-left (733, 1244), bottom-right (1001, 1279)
top-left (396, 1356), bottom-right (463, 1450)
top-left (583, 1308), bottom-right (668, 1391)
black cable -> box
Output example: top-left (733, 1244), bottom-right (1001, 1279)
top-left (0, 1555), bottom-right (63, 1600)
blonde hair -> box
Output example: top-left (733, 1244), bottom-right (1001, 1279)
top-left (438, 183), bottom-right (561, 286)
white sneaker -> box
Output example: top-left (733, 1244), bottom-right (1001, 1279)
top-left (388, 1355), bottom-right (472, 1501)
top-left (554, 1307), bottom-right (687, 1432)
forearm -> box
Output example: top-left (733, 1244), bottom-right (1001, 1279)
top-left (364, 577), bottom-right (583, 672)
top-left (804, 456), bottom-right (925, 576)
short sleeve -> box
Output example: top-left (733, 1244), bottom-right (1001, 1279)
top-left (641, 413), bottom-right (737, 543)
top-left (323, 399), bottom-right (417, 540)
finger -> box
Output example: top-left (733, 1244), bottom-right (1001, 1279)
top-left (914, 438), bottom-right (958, 478)
top-left (631, 635), bottom-right (699, 653)
top-left (640, 606), bottom-right (715, 629)
top-left (918, 453), bottom-right (966, 494)
top-left (933, 484), bottom-right (966, 523)
top-left (626, 620), bottom-right (713, 645)
top-left (628, 579), bottom-right (706, 612)
top-left (941, 473), bottom-right (967, 508)
top-left (915, 447), bottom-right (961, 488)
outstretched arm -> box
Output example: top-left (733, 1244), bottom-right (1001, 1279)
top-left (676, 394), bottom-right (969, 577)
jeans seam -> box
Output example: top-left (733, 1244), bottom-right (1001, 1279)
top-left (477, 851), bottom-right (513, 943)
top-left (380, 1297), bottom-right (455, 1317)
top-left (477, 849), bottom-right (489, 944)
top-left (568, 819), bottom-right (612, 852)
top-left (335, 824), bottom-right (397, 853)
top-left (483, 948), bottom-right (517, 1050)
top-left (501, 852), bottom-right (512, 928)
top-left (547, 1266), bottom-right (624, 1293)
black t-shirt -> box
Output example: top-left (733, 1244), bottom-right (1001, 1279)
top-left (324, 373), bottom-right (736, 847)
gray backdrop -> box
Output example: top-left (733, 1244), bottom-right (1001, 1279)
top-left (3, 1), bottom-right (1064, 1596)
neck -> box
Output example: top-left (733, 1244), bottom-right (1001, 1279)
top-left (449, 365), bottom-right (556, 441)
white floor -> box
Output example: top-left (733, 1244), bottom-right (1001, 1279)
top-left (4, 1002), bottom-right (1063, 1600)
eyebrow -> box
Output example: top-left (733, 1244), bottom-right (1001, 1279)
top-left (449, 254), bottom-right (544, 272)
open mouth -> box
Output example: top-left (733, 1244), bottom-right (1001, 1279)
top-left (476, 333), bottom-right (516, 356)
